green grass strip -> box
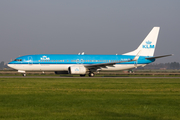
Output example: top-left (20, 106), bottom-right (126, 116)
top-left (0, 78), bottom-right (180, 120)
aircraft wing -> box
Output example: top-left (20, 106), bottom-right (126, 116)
top-left (84, 53), bottom-right (140, 69)
top-left (84, 59), bottom-right (134, 69)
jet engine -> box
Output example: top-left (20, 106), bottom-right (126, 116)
top-left (68, 66), bottom-right (87, 74)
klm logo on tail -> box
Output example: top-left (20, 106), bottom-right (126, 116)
top-left (142, 40), bottom-right (155, 49)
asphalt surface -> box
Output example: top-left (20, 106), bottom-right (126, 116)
top-left (0, 76), bottom-right (180, 78)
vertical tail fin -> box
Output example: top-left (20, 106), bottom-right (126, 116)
top-left (123, 27), bottom-right (160, 56)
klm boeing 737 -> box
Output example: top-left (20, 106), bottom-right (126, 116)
top-left (8, 27), bottom-right (172, 77)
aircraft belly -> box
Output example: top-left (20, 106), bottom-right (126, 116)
top-left (9, 64), bottom-right (146, 72)
top-left (9, 64), bottom-right (70, 71)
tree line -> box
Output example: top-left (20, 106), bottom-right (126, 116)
top-left (0, 61), bottom-right (9, 70)
top-left (139, 62), bottom-right (180, 70)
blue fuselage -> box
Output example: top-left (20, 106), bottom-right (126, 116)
top-left (8, 54), bottom-right (154, 65)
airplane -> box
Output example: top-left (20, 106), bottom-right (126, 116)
top-left (8, 27), bottom-right (172, 77)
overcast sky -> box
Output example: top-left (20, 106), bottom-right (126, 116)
top-left (0, 0), bottom-right (179, 63)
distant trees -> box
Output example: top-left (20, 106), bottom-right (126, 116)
top-left (0, 61), bottom-right (5, 70)
top-left (0, 61), bottom-right (9, 70)
top-left (169, 62), bottom-right (180, 69)
top-left (142, 62), bottom-right (180, 70)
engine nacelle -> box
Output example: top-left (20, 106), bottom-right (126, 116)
top-left (54, 71), bottom-right (69, 74)
top-left (68, 66), bottom-right (87, 74)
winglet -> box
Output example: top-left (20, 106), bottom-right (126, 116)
top-left (132, 50), bottom-right (141, 61)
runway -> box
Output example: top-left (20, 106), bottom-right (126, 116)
top-left (0, 76), bottom-right (180, 78)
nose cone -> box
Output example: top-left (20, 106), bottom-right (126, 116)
top-left (7, 63), bottom-right (12, 68)
top-left (7, 62), bottom-right (14, 69)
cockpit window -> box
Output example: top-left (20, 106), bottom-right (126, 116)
top-left (14, 59), bottom-right (22, 61)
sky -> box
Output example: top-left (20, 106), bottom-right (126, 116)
top-left (0, 0), bottom-right (179, 63)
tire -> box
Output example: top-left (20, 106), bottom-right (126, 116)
top-left (88, 72), bottom-right (94, 77)
top-left (22, 73), bottom-right (26, 77)
top-left (80, 74), bottom-right (86, 77)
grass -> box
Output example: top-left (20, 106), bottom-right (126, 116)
top-left (0, 78), bottom-right (180, 120)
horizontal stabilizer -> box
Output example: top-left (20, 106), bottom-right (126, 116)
top-left (146, 54), bottom-right (173, 59)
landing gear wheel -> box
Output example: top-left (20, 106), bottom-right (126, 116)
top-left (88, 72), bottom-right (94, 77)
top-left (80, 74), bottom-right (86, 77)
top-left (22, 73), bottom-right (26, 77)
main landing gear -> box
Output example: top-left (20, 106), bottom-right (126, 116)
top-left (22, 73), bottom-right (26, 77)
top-left (88, 72), bottom-right (94, 77)
top-left (79, 72), bottom-right (95, 77)
top-left (80, 74), bottom-right (86, 77)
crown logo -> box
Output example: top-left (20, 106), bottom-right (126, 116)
top-left (146, 40), bottom-right (152, 44)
